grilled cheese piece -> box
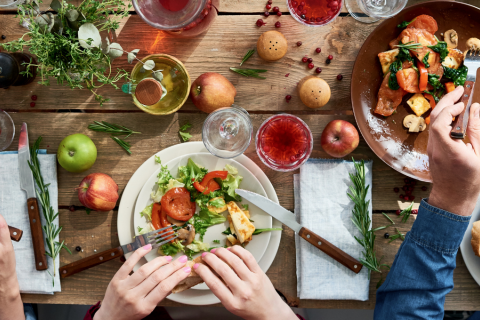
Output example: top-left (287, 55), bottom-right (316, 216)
top-left (227, 201), bottom-right (255, 244)
top-left (378, 49), bottom-right (399, 74)
top-left (407, 93), bottom-right (431, 116)
top-left (226, 234), bottom-right (239, 246)
top-left (442, 48), bottom-right (464, 70)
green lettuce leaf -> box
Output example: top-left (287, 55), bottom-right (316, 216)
top-left (222, 174), bottom-right (243, 199)
top-left (186, 239), bottom-right (209, 252)
top-left (194, 208), bottom-right (227, 241)
top-left (224, 164), bottom-right (238, 175)
top-left (208, 197), bottom-right (226, 208)
top-left (158, 240), bottom-right (185, 256)
top-left (140, 203), bottom-right (153, 220)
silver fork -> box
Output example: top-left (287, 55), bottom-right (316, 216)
top-left (59, 224), bottom-right (183, 279)
top-left (451, 49), bottom-right (480, 139)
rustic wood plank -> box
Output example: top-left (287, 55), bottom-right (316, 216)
top-left (5, 112), bottom-right (430, 211)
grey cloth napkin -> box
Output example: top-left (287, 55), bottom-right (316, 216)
top-left (0, 150), bottom-right (61, 294)
top-left (294, 159), bottom-right (372, 300)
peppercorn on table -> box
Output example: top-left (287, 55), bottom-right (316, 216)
top-left (2, 0), bottom-right (480, 310)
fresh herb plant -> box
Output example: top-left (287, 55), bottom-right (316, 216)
top-left (422, 52), bottom-right (430, 68)
top-left (179, 123), bottom-right (192, 142)
top-left (88, 121), bottom-right (140, 154)
top-left (399, 202), bottom-right (414, 223)
top-left (28, 136), bottom-right (72, 286)
top-left (389, 228), bottom-right (405, 243)
top-left (230, 67), bottom-right (267, 79)
top-left (444, 65), bottom-right (468, 86)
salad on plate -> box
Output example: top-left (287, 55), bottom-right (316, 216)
top-left (137, 156), bottom-right (281, 259)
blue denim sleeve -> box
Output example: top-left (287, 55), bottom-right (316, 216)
top-left (374, 199), bottom-right (471, 319)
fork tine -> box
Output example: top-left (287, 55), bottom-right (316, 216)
top-left (145, 224), bottom-right (179, 238)
top-left (151, 235), bottom-right (179, 249)
top-left (148, 230), bottom-right (178, 244)
top-left (147, 226), bottom-right (180, 240)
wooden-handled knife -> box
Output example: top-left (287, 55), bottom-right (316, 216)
top-left (18, 123), bottom-right (48, 271)
top-left (236, 189), bottom-right (363, 274)
top-left (8, 225), bottom-right (23, 242)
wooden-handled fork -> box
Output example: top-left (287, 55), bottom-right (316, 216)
top-left (59, 224), bottom-right (181, 278)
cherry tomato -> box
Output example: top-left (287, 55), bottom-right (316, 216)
top-left (418, 62), bottom-right (428, 92)
top-left (161, 187), bottom-right (195, 221)
top-left (407, 15), bottom-right (438, 35)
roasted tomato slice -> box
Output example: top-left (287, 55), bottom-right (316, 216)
top-left (151, 203), bottom-right (162, 230)
top-left (161, 187), bottom-right (195, 221)
top-left (374, 72), bottom-right (405, 117)
top-left (407, 15), bottom-right (438, 35)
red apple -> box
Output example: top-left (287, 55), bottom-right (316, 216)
top-left (320, 120), bottom-right (360, 158)
top-left (78, 173), bottom-right (119, 212)
top-left (190, 72), bottom-right (237, 113)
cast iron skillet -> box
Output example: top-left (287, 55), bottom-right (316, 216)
top-left (351, 1), bottom-right (480, 182)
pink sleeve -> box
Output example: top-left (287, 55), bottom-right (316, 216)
top-left (83, 301), bottom-right (101, 320)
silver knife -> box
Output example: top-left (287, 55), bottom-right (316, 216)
top-left (236, 189), bottom-right (363, 274)
top-left (19, 123), bottom-right (48, 271)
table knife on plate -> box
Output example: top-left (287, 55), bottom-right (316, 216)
top-left (8, 225), bottom-right (23, 241)
top-left (235, 189), bottom-right (363, 274)
top-left (19, 123), bottom-right (48, 270)
top-left (451, 50), bottom-right (480, 139)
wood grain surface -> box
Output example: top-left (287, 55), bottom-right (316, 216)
top-left (2, 0), bottom-right (480, 310)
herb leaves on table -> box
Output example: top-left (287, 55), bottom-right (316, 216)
top-left (28, 137), bottom-right (72, 286)
top-left (179, 123), bottom-right (192, 142)
top-left (230, 67), bottom-right (267, 79)
top-left (240, 49), bottom-right (255, 66)
top-left (88, 121), bottom-right (140, 154)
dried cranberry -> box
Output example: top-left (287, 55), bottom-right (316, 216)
top-left (412, 209), bottom-right (418, 214)
top-left (411, 180), bottom-right (417, 186)
top-left (399, 194), bottom-right (404, 199)
top-left (315, 67), bottom-right (322, 74)
top-left (302, 57), bottom-right (308, 63)
top-left (396, 210), bottom-right (401, 215)
top-left (307, 58), bottom-right (313, 63)
top-left (264, 11), bottom-right (270, 16)
top-left (292, 1), bottom-right (298, 5)
top-left (394, 187), bottom-right (399, 193)
top-left (421, 186), bottom-right (427, 191)
top-left (297, 41), bottom-right (302, 46)
top-left (256, 19), bottom-right (267, 27)
top-left (308, 62), bottom-right (314, 69)
top-left (402, 186), bottom-right (408, 191)
top-left (327, 9), bottom-right (333, 15)
top-left (326, 58), bottom-right (331, 64)
top-left (310, 17), bottom-right (315, 22)
top-left (337, 74), bottom-right (343, 80)
top-left (410, 196), bottom-right (415, 201)
top-left (404, 178), bottom-right (410, 184)
top-left (275, 21), bottom-right (281, 28)
top-left (384, 233), bottom-right (390, 239)
top-left (69, 205), bottom-right (76, 212)
top-left (300, 1), bottom-right (305, 5)
top-left (273, 6), bottom-right (279, 12)
top-left (302, 9), bottom-right (307, 14)
top-left (285, 95), bottom-right (292, 101)
top-left (30, 102), bottom-right (35, 107)
top-left (329, 1), bottom-right (338, 7)
top-left (75, 246), bottom-right (82, 252)
top-left (266, 4), bottom-right (272, 9)
top-left (297, 5), bottom-right (303, 10)
top-left (328, 54), bottom-right (333, 60)
top-left (316, 17), bottom-right (322, 22)
top-left (405, 190), bottom-right (412, 195)
top-left (268, 0), bottom-right (273, 3)
top-left (31, 95), bottom-right (37, 101)
top-left (404, 196), bottom-right (410, 201)
top-left (277, 11), bottom-right (282, 16)
top-left (315, 47), bottom-right (321, 53)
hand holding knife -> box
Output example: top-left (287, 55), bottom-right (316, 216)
top-left (235, 189), bottom-right (363, 274)
top-left (18, 123), bottom-right (48, 271)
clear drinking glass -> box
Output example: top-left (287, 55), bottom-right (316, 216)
top-left (0, 110), bottom-right (15, 151)
top-left (133, 0), bottom-right (219, 37)
top-left (345, 0), bottom-right (407, 23)
top-left (0, 0), bottom-right (20, 7)
top-left (202, 105), bottom-right (253, 159)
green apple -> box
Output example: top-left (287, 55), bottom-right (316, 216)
top-left (57, 134), bottom-right (97, 173)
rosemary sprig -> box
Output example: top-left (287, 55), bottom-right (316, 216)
top-left (28, 137), bottom-right (72, 286)
top-left (395, 41), bottom-right (423, 52)
top-left (348, 159), bottom-right (389, 278)
top-left (230, 67), bottom-right (267, 79)
top-left (88, 121), bottom-right (140, 154)
top-left (382, 212), bottom-right (395, 225)
top-left (88, 121), bottom-right (140, 138)
top-left (400, 202), bottom-right (414, 223)
top-left (111, 136), bottom-right (132, 155)
top-left (389, 228), bottom-right (405, 243)
top-left (240, 49), bottom-right (255, 66)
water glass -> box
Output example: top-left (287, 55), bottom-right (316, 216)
top-left (345, 0), bottom-right (408, 23)
top-left (0, 110), bottom-right (15, 151)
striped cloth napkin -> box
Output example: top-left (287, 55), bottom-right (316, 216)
top-left (294, 159), bottom-right (372, 300)
top-left (0, 150), bottom-right (61, 294)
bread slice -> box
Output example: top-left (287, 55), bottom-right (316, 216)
top-left (471, 221), bottom-right (480, 257)
top-left (172, 256), bottom-right (205, 294)
top-left (227, 201), bottom-right (255, 244)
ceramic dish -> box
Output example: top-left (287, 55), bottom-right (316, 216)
top-left (460, 197), bottom-right (480, 288)
top-left (133, 153), bottom-right (272, 290)
top-left (351, 1), bottom-right (480, 182)
top-left (117, 142), bottom-right (282, 305)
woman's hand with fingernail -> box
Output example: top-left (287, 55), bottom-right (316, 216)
top-left (195, 246), bottom-right (297, 320)
top-left (93, 244), bottom-right (190, 320)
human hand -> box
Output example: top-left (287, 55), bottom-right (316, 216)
top-left (94, 244), bottom-right (190, 320)
top-left (195, 246), bottom-right (297, 320)
top-left (0, 214), bottom-right (24, 320)
top-left (427, 86), bottom-right (480, 216)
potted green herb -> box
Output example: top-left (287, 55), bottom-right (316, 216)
top-left (2, 0), bottom-right (164, 105)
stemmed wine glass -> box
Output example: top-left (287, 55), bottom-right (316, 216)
top-left (345, 0), bottom-right (408, 23)
top-left (202, 105), bottom-right (253, 159)
top-left (0, 110), bottom-right (15, 151)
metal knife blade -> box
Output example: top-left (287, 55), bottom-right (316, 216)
top-left (236, 189), bottom-right (363, 274)
top-left (18, 123), bottom-right (35, 199)
top-left (18, 123), bottom-right (48, 271)
top-left (235, 189), bottom-right (301, 233)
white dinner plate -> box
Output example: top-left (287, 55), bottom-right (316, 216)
top-left (117, 142), bottom-right (282, 305)
top-left (459, 197), bottom-right (480, 287)
top-left (133, 153), bottom-right (271, 290)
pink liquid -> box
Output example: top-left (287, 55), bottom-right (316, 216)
top-left (159, 0), bottom-right (189, 11)
top-left (256, 114), bottom-right (313, 171)
top-left (288, 0), bottom-right (342, 25)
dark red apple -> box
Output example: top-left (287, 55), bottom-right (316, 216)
top-left (78, 173), bottom-right (119, 211)
top-left (190, 72), bottom-right (236, 113)
top-left (321, 120), bottom-right (359, 158)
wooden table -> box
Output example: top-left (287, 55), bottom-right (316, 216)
top-left (2, 0), bottom-right (480, 310)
